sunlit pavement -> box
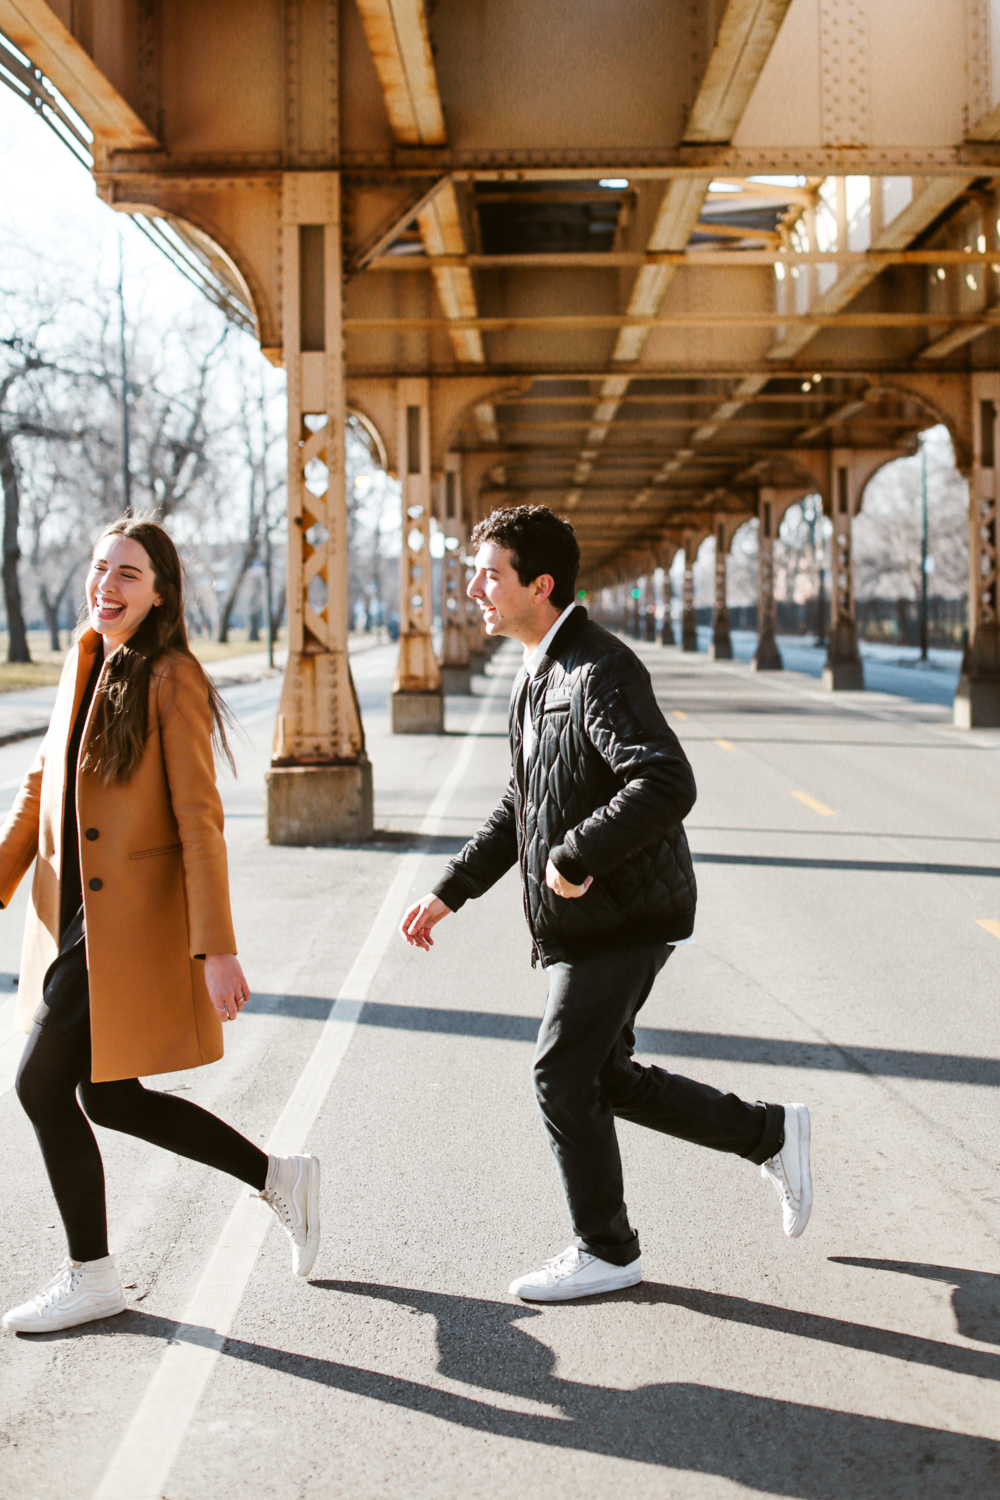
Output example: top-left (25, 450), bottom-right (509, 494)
top-left (1, 639), bottom-right (999, 1500)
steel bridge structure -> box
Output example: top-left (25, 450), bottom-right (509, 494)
top-left (2, 0), bottom-right (1000, 839)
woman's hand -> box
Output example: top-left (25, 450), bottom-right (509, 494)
top-left (204, 954), bottom-right (250, 1021)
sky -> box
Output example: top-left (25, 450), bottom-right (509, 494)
top-left (0, 81), bottom-right (402, 553)
top-left (0, 83), bottom-right (213, 326)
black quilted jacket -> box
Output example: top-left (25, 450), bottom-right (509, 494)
top-left (433, 608), bottom-right (698, 965)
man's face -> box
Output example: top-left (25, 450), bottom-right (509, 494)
top-left (468, 541), bottom-right (545, 640)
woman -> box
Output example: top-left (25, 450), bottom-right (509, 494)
top-left (1, 517), bottom-right (320, 1335)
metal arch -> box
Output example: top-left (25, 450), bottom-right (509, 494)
top-left (0, 30), bottom-right (255, 339)
top-left (127, 214), bottom-right (258, 338)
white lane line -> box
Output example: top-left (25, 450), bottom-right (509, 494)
top-left (93, 679), bottom-right (505, 1500)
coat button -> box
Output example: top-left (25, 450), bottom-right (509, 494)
top-left (89, 878), bottom-right (103, 891)
top-left (85, 828), bottom-right (99, 841)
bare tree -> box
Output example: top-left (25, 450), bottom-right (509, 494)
top-left (854, 426), bottom-right (967, 601)
top-left (216, 354), bottom-right (285, 642)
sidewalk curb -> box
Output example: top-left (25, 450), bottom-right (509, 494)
top-left (0, 724), bottom-right (48, 749)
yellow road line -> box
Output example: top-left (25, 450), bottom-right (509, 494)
top-left (976, 918), bottom-right (1000, 941)
top-left (674, 710), bottom-right (689, 720)
top-left (715, 738), bottom-right (735, 750)
top-left (791, 789), bottom-right (835, 817)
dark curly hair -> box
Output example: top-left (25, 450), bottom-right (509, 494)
top-left (470, 505), bottom-right (580, 608)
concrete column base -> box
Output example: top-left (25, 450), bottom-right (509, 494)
top-left (822, 659), bottom-right (865, 691)
top-left (954, 673), bottom-right (1000, 727)
top-left (266, 759), bottom-right (374, 846)
top-left (658, 619), bottom-right (675, 646)
top-left (681, 611), bottom-right (698, 652)
top-left (468, 649), bottom-right (487, 675)
top-left (751, 633), bottom-right (783, 671)
top-left (822, 621), bottom-right (864, 690)
top-left (390, 690), bottom-right (444, 733)
top-left (440, 663), bottom-right (472, 695)
top-left (709, 631), bottom-right (733, 660)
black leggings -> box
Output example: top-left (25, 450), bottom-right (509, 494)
top-left (16, 1017), bottom-right (269, 1263)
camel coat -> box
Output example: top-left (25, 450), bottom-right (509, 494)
top-left (0, 631), bottom-right (236, 1081)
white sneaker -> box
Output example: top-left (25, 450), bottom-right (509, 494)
top-left (259, 1154), bottom-right (321, 1277)
top-left (3, 1255), bottom-right (126, 1334)
top-left (762, 1103), bottom-right (812, 1237)
top-left (509, 1245), bottom-right (643, 1302)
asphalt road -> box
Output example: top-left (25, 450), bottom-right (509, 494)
top-left (0, 640), bottom-right (998, 1500)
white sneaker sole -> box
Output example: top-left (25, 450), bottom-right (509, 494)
top-left (510, 1261), bottom-right (643, 1302)
top-left (785, 1103), bottom-right (812, 1238)
top-left (293, 1156), bottom-right (321, 1278)
top-left (3, 1289), bottom-right (126, 1334)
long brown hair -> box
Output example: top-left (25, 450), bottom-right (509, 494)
top-left (78, 516), bottom-right (236, 785)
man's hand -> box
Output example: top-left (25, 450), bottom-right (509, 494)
top-left (400, 893), bottom-right (452, 951)
top-left (545, 858), bottom-right (593, 899)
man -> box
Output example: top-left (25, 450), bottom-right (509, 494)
top-left (400, 506), bottom-right (811, 1302)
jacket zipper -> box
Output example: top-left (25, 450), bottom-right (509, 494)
top-left (515, 676), bottom-right (541, 968)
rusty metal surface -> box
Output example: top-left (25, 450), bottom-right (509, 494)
top-left (6, 0), bottom-right (1000, 752)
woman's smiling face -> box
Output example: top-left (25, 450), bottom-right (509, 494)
top-left (85, 533), bottom-right (162, 652)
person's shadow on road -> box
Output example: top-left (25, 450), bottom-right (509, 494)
top-left (829, 1257), bottom-right (1000, 1346)
top-left (54, 1267), bottom-right (1000, 1498)
top-left (297, 1276), bottom-right (1000, 1499)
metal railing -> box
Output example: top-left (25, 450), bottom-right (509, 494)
top-left (0, 29), bottom-right (92, 166)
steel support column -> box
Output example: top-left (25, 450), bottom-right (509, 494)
top-left (439, 454), bottom-right (471, 694)
top-left (752, 489), bottom-right (783, 671)
top-left (657, 544), bottom-right (677, 645)
top-left (955, 375), bottom-right (1000, 726)
top-left (709, 516), bottom-right (734, 660)
top-left (267, 173), bottom-right (373, 845)
top-left (391, 377), bottom-right (443, 732)
top-left (822, 453), bottom-right (865, 691)
top-left (681, 532), bottom-right (698, 651)
top-left (643, 573), bottom-right (657, 642)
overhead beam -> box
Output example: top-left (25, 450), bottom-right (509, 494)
top-left (354, 0), bottom-right (446, 145)
top-left (347, 177), bottom-right (451, 273)
top-left (570, 0), bottom-right (796, 538)
top-left (767, 177), bottom-right (977, 362)
top-left (416, 180), bottom-right (484, 365)
top-left (0, 0), bottom-right (158, 156)
top-left (355, 0), bottom-right (495, 439)
top-left (685, 0), bottom-right (796, 142)
top-left (364, 247), bottom-right (1000, 271)
top-left (346, 310), bottom-right (1000, 332)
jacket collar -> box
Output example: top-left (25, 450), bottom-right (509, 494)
top-left (68, 629), bottom-right (104, 729)
top-left (533, 605), bottom-right (588, 678)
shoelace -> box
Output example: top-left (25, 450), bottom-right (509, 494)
top-left (260, 1188), bottom-right (296, 1234)
top-left (543, 1249), bottom-right (586, 1281)
top-left (763, 1159), bottom-right (794, 1204)
top-left (36, 1260), bottom-right (82, 1309)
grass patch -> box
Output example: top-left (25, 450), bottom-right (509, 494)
top-left (188, 633), bottom-right (277, 664)
top-left (0, 628), bottom-right (283, 694)
top-left (0, 660), bottom-right (65, 692)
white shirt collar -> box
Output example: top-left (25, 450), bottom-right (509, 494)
top-left (523, 601), bottom-right (578, 678)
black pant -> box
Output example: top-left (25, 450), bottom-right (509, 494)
top-left (16, 1015), bottom-right (269, 1263)
top-left (532, 944), bottom-right (785, 1266)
